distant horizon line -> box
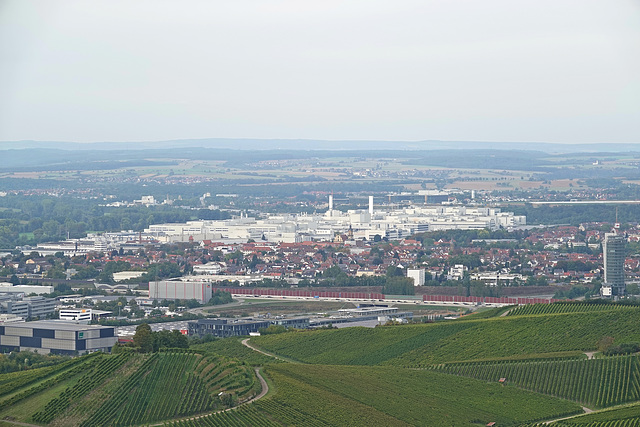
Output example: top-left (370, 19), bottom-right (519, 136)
top-left (2, 137), bottom-right (640, 145)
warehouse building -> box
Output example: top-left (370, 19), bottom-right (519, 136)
top-left (149, 280), bottom-right (214, 304)
top-left (0, 283), bottom-right (54, 295)
top-left (0, 321), bottom-right (117, 355)
top-left (188, 318), bottom-right (270, 338)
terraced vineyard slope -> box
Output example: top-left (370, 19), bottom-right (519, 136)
top-left (0, 350), bottom-right (260, 426)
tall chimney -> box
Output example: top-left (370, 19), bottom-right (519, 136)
top-left (329, 194), bottom-right (334, 211)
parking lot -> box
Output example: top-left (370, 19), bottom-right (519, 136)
top-left (116, 320), bottom-right (190, 337)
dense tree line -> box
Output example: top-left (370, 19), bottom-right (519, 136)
top-left (510, 204), bottom-right (640, 226)
top-left (0, 195), bottom-right (229, 248)
top-left (0, 351), bottom-right (71, 374)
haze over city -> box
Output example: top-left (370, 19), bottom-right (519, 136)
top-left (3, 2), bottom-right (640, 427)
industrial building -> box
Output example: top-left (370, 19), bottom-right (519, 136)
top-left (145, 197), bottom-right (526, 244)
top-left (149, 280), bottom-right (214, 304)
top-left (188, 318), bottom-right (270, 338)
top-left (0, 321), bottom-right (117, 355)
top-left (602, 232), bottom-right (626, 297)
top-left (59, 309), bottom-right (92, 322)
top-left (338, 306), bottom-right (400, 317)
top-left (0, 295), bottom-right (56, 319)
top-left (271, 317), bottom-right (310, 329)
top-left (0, 283), bottom-right (54, 295)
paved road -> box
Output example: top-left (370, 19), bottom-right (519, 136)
top-left (0, 420), bottom-right (40, 427)
top-left (116, 320), bottom-right (190, 336)
top-left (251, 368), bottom-right (269, 402)
top-left (149, 367), bottom-right (269, 426)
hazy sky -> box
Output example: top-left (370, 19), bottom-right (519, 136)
top-left (1, 0), bottom-right (639, 144)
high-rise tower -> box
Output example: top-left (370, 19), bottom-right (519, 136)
top-left (601, 232), bottom-right (626, 297)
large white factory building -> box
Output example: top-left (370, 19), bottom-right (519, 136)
top-left (145, 197), bottom-right (525, 244)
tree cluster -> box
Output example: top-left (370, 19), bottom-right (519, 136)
top-left (124, 323), bottom-right (189, 353)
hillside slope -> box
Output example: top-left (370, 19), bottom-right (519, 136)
top-left (251, 310), bottom-right (640, 366)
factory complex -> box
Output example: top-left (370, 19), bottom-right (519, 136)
top-left (19, 197), bottom-right (524, 256)
top-left (146, 200), bottom-right (525, 244)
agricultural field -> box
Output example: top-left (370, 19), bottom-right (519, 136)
top-left (0, 350), bottom-right (259, 426)
top-left (2, 302), bottom-right (640, 425)
top-left (552, 402), bottom-right (640, 425)
top-left (251, 310), bottom-right (640, 366)
top-left (506, 303), bottom-right (640, 317)
top-left (433, 354), bottom-right (640, 408)
top-left (169, 363), bottom-right (582, 426)
top-left (263, 364), bottom-right (582, 426)
top-left (191, 337), bottom-right (282, 366)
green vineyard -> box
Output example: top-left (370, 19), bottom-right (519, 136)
top-left (256, 363), bottom-right (581, 426)
top-left (2, 300), bottom-right (640, 426)
top-left (552, 402), bottom-right (640, 425)
top-left (251, 310), bottom-right (640, 366)
top-left (0, 350), bottom-right (260, 426)
top-left (191, 338), bottom-right (281, 366)
top-left (553, 419), bottom-right (640, 426)
top-left (433, 354), bottom-right (640, 408)
top-left (507, 303), bottom-right (640, 317)
top-left (33, 353), bottom-right (132, 423)
top-left (166, 404), bottom-right (281, 427)
top-left (524, 421), bottom-right (640, 427)
top-left (0, 353), bottom-right (97, 400)
top-left (82, 351), bottom-right (258, 427)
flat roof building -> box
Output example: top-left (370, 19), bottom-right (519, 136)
top-left (59, 308), bottom-right (92, 323)
top-left (0, 295), bottom-right (56, 319)
top-left (271, 317), bottom-right (310, 329)
top-left (188, 318), bottom-right (270, 338)
top-left (0, 283), bottom-right (54, 295)
top-left (0, 321), bottom-right (117, 355)
top-left (150, 280), bottom-right (214, 304)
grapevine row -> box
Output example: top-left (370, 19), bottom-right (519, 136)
top-left (433, 354), bottom-right (640, 408)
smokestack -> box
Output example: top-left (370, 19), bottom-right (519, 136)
top-left (329, 194), bottom-right (334, 211)
top-left (369, 196), bottom-right (374, 215)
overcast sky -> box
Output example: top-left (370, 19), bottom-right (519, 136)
top-left (1, 0), bottom-right (639, 144)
